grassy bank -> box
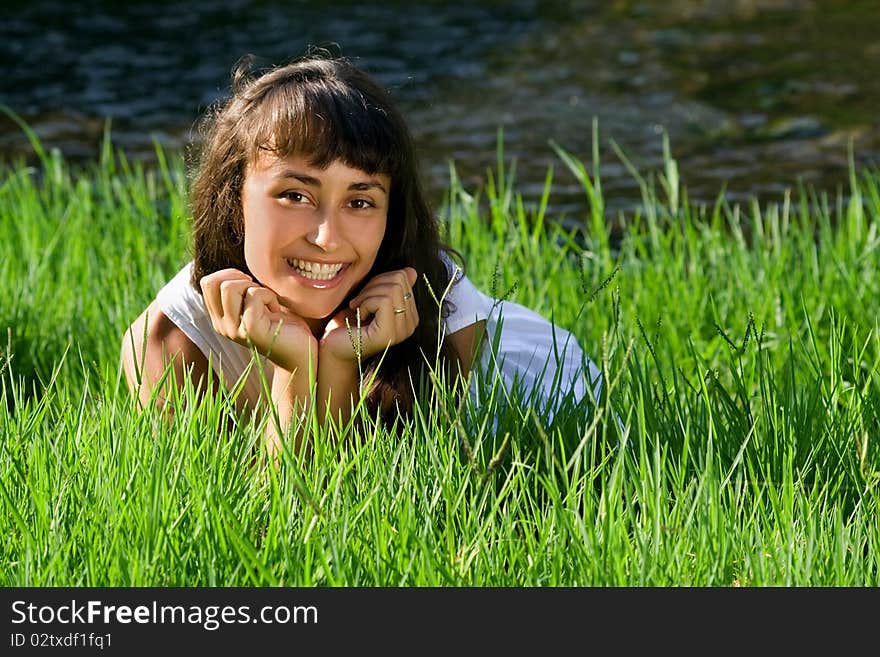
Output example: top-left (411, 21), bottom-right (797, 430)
top-left (1, 125), bottom-right (879, 585)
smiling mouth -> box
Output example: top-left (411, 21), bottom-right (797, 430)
top-left (286, 258), bottom-right (346, 281)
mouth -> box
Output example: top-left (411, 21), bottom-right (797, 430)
top-left (286, 258), bottom-right (348, 287)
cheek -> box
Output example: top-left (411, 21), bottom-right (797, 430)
top-left (241, 217), bottom-right (278, 275)
top-left (349, 218), bottom-right (387, 266)
top-left (242, 210), bottom-right (284, 255)
top-left (371, 218), bottom-right (388, 255)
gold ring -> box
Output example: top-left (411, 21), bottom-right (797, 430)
top-left (403, 292), bottom-right (413, 301)
top-left (394, 307), bottom-right (407, 314)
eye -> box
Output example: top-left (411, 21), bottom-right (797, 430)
top-left (279, 191), bottom-right (310, 204)
top-left (349, 198), bottom-right (376, 210)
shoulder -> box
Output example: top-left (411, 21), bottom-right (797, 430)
top-left (446, 319), bottom-right (487, 379)
top-left (121, 300), bottom-right (212, 407)
top-left (156, 260), bottom-right (201, 309)
top-left (444, 275), bottom-right (491, 332)
top-left (123, 301), bottom-right (205, 360)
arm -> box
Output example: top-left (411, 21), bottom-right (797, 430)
top-left (446, 319), bottom-right (487, 382)
top-left (317, 271), bottom-right (483, 428)
top-left (199, 269), bottom-right (318, 462)
top-left (319, 268), bottom-right (419, 433)
top-left (265, 358), bottom-right (316, 461)
top-left (120, 301), bottom-right (218, 415)
top-left (316, 348), bottom-right (360, 430)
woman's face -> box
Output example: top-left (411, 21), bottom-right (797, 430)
top-left (241, 152), bottom-right (390, 322)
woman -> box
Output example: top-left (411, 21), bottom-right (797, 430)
top-left (121, 51), bottom-right (600, 456)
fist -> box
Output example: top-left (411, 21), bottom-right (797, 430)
top-left (321, 267), bottom-right (419, 362)
top-left (199, 268), bottom-right (317, 372)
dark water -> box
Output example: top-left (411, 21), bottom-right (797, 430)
top-left (2, 0), bottom-right (879, 222)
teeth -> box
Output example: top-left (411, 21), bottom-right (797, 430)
top-left (287, 258), bottom-right (344, 280)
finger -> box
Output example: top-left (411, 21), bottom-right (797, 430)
top-left (357, 292), bottom-right (418, 342)
top-left (199, 275), bottom-right (223, 328)
top-left (325, 306), bottom-right (357, 332)
top-left (239, 286), bottom-right (280, 341)
top-left (350, 287), bottom-right (416, 337)
top-left (348, 282), bottom-right (399, 308)
top-left (403, 267), bottom-right (418, 289)
top-left (200, 269), bottom-right (252, 323)
top-left (395, 296), bottom-right (419, 333)
top-left (219, 279), bottom-right (259, 334)
top-left (355, 294), bottom-right (395, 347)
top-left (349, 269), bottom-right (417, 309)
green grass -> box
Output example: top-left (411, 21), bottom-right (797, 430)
top-left (1, 119), bottom-right (879, 586)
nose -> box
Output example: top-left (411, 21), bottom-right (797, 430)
top-left (306, 207), bottom-right (341, 251)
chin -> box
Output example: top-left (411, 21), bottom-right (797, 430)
top-left (283, 298), bottom-right (342, 321)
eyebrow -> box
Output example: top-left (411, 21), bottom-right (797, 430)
top-left (273, 170), bottom-right (388, 194)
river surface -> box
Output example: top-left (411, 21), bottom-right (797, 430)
top-left (2, 0), bottom-right (879, 222)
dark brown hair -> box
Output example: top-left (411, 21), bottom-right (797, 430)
top-left (188, 50), bottom-right (459, 420)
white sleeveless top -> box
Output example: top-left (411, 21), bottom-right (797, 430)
top-left (156, 259), bottom-right (602, 416)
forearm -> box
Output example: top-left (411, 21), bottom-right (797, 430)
top-left (316, 349), bottom-right (361, 432)
top-left (265, 357), bottom-right (316, 462)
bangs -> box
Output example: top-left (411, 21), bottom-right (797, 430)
top-left (245, 78), bottom-right (400, 175)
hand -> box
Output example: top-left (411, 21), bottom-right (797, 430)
top-left (200, 268), bottom-right (318, 373)
top-left (320, 267), bottom-right (419, 362)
